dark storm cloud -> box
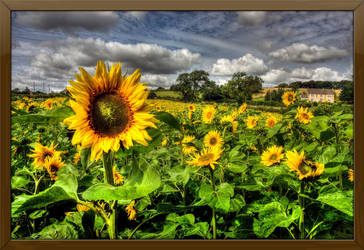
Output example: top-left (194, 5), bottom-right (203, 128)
top-left (16, 11), bottom-right (119, 33)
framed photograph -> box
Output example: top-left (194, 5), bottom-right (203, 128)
top-left (1, 0), bottom-right (363, 249)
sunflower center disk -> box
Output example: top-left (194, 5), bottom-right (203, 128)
top-left (199, 153), bottom-right (214, 163)
top-left (298, 163), bottom-right (312, 175)
top-left (209, 138), bottom-right (217, 146)
top-left (92, 94), bottom-right (130, 136)
top-left (269, 154), bottom-right (277, 161)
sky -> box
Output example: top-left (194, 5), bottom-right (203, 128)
top-left (11, 11), bottom-right (353, 92)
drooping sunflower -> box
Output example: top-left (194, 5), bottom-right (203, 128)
top-left (76, 202), bottom-right (93, 212)
top-left (182, 135), bottom-right (195, 144)
top-left (202, 106), bottom-right (216, 124)
top-left (44, 156), bottom-right (64, 180)
top-left (348, 169), bottom-right (354, 182)
top-left (245, 116), bottom-right (259, 129)
top-left (295, 106), bottom-right (314, 124)
top-left (113, 166), bottom-right (124, 185)
top-left (232, 121), bottom-right (239, 133)
top-left (265, 117), bottom-right (277, 128)
top-left (64, 61), bottom-right (157, 161)
top-left (261, 145), bottom-right (284, 167)
top-left (182, 145), bottom-right (197, 155)
top-left (220, 114), bottom-right (234, 124)
top-left (204, 130), bottom-right (223, 149)
top-left (285, 150), bottom-right (324, 180)
top-left (282, 91), bottom-right (296, 106)
top-left (187, 147), bottom-right (223, 170)
top-left (238, 103), bottom-right (247, 114)
top-left (28, 142), bottom-right (61, 168)
top-left (126, 200), bottom-right (137, 220)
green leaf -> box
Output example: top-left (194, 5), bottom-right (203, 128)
top-left (11, 176), bottom-right (30, 189)
top-left (12, 165), bottom-right (79, 216)
top-left (12, 106), bottom-right (74, 124)
top-left (253, 201), bottom-right (301, 238)
top-left (167, 213), bottom-right (195, 225)
top-left (29, 209), bottom-right (47, 220)
top-left (230, 194), bottom-right (246, 212)
top-left (215, 183), bottom-right (234, 213)
top-left (12, 186), bottom-right (75, 217)
top-left (198, 182), bottom-right (214, 204)
top-left (308, 116), bottom-right (329, 138)
top-left (344, 123), bottom-right (353, 138)
top-left (82, 166), bottom-right (160, 201)
top-left (226, 162), bottom-right (248, 173)
top-left (140, 223), bottom-right (179, 239)
top-left (316, 189), bottom-right (353, 217)
top-left (319, 146), bottom-right (337, 164)
top-left (155, 111), bottom-right (181, 131)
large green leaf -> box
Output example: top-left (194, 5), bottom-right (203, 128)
top-left (82, 166), bottom-right (160, 201)
top-left (155, 111), bottom-right (181, 131)
top-left (12, 106), bottom-right (74, 124)
top-left (253, 201), bottom-right (301, 238)
top-left (12, 186), bottom-right (75, 217)
top-left (317, 189), bottom-right (353, 217)
top-left (308, 116), bottom-right (329, 139)
top-left (12, 165), bottom-right (79, 216)
top-left (32, 211), bottom-right (95, 239)
top-left (215, 183), bottom-right (234, 213)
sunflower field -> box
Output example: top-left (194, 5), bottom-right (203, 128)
top-left (11, 61), bottom-right (354, 240)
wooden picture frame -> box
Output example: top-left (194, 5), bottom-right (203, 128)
top-left (1, 0), bottom-right (363, 249)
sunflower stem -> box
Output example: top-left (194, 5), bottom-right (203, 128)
top-left (299, 181), bottom-right (305, 239)
top-left (102, 151), bottom-right (117, 239)
top-left (103, 151), bottom-right (114, 185)
top-left (209, 167), bottom-right (217, 240)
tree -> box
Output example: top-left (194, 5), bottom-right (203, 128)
top-left (222, 72), bottom-right (263, 104)
top-left (339, 81), bottom-right (354, 103)
top-left (201, 80), bottom-right (224, 101)
top-left (174, 70), bottom-right (210, 101)
top-left (277, 83), bottom-right (289, 88)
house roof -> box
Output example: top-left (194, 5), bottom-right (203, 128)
top-left (299, 88), bottom-right (335, 95)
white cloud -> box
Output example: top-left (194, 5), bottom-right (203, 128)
top-left (127, 11), bottom-right (148, 19)
top-left (261, 66), bottom-right (350, 85)
top-left (16, 11), bottom-right (119, 33)
top-left (211, 54), bottom-right (268, 76)
top-left (237, 11), bottom-right (266, 26)
top-left (269, 43), bottom-right (348, 63)
top-left (141, 74), bottom-right (174, 88)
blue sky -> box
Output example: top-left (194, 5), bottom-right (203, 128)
top-left (11, 11), bottom-right (353, 92)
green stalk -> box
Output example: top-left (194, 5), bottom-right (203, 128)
top-left (299, 181), bottom-right (305, 239)
top-left (103, 151), bottom-right (116, 239)
top-left (209, 167), bottom-right (217, 240)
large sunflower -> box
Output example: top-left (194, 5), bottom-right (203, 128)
top-left (285, 150), bottom-right (324, 180)
top-left (245, 116), bottom-right (259, 129)
top-left (261, 145), bottom-right (284, 167)
top-left (29, 142), bottom-right (61, 168)
top-left (282, 91), bottom-right (296, 106)
top-left (295, 106), bottom-right (314, 124)
top-left (204, 130), bottom-right (223, 149)
top-left (187, 147), bottom-right (222, 170)
top-left (64, 61), bottom-right (157, 161)
top-left (202, 106), bottom-right (216, 124)
top-left (44, 156), bottom-right (64, 180)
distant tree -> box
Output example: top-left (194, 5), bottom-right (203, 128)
top-left (156, 87), bottom-right (165, 91)
top-left (201, 80), bottom-right (224, 101)
top-left (277, 83), bottom-right (289, 88)
top-left (222, 72), bottom-right (263, 104)
top-left (174, 70), bottom-right (210, 101)
top-left (339, 81), bottom-right (354, 103)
